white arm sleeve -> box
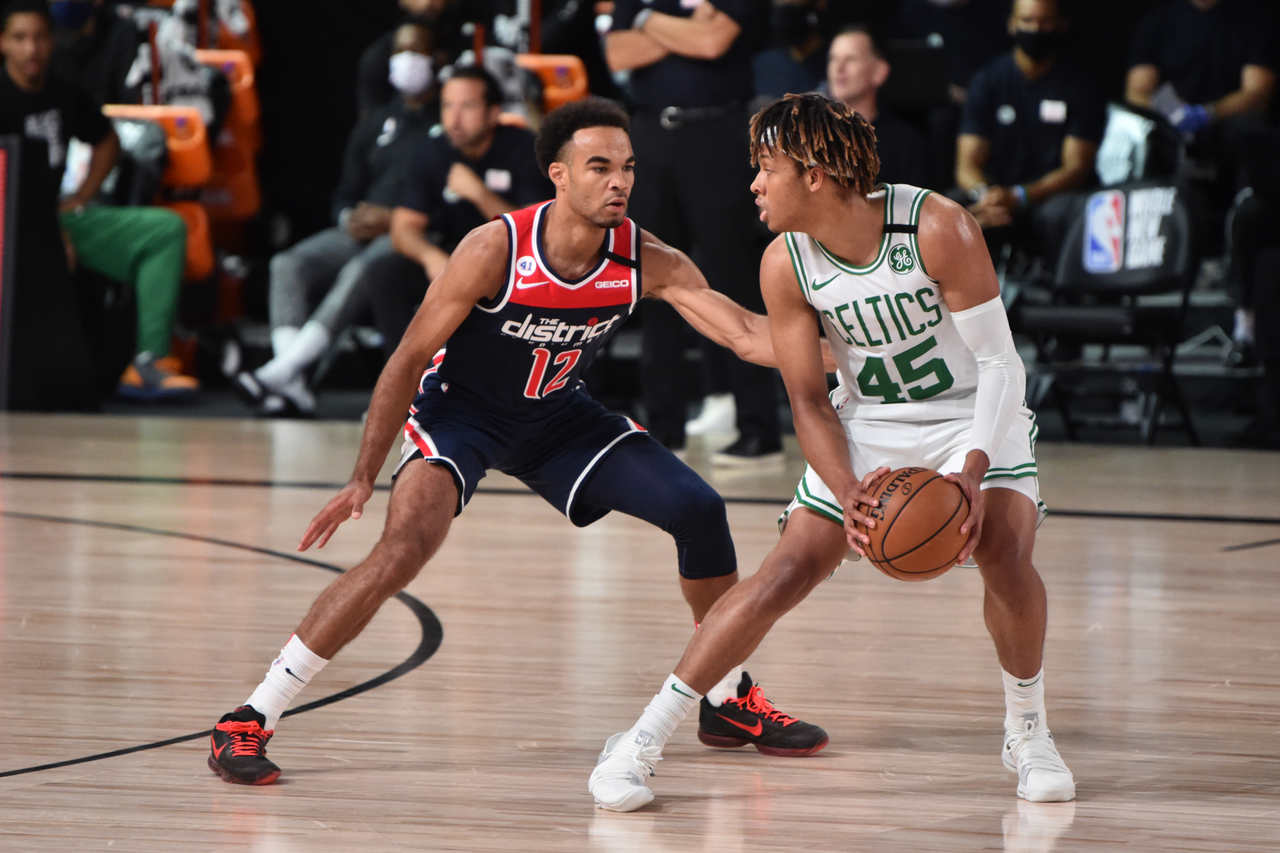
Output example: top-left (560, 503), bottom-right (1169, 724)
top-left (950, 295), bottom-right (1026, 462)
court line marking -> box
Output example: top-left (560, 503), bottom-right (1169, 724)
top-left (0, 510), bottom-right (443, 779)
top-left (4, 470), bottom-right (1280, 527)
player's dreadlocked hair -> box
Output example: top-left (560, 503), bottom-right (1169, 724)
top-left (749, 93), bottom-right (880, 196)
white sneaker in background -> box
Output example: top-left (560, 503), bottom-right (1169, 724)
top-left (589, 730), bottom-right (663, 812)
top-left (1002, 714), bottom-right (1076, 802)
top-left (685, 393), bottom-right (736, 436)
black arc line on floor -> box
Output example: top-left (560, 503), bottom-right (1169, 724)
top-left (0, 510), bottom-right (443, 779)
top-left (4, 470), bottom-right (1280, 529)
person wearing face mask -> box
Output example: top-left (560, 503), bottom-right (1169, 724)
top-left (355, 0), bottom-right (467, 118)
top-left (231, 23), bottom-right (440, 416)
top-left (953, 0), bottom-right (1104, 264)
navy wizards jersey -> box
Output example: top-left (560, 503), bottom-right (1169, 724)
top-left (425, 200), bottom-right (640, 409)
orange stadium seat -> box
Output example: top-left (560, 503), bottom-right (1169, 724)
top-left (515, 54), bottom-right (589, 112)
top-left (194, 48), bottom-right (260, 150)
top-left (146, 0), bottom-right (262, 65)
top-left (102, 104), bottom-right (212, 188)
top-left (200, 133), bottom-right (260, 222)
top-left (162, 201), bottom-right (215, 280)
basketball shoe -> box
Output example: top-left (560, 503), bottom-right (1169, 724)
top-left (589, 729), bottom-right (663, 812)
top-left (1002, 713), bottom-right (1075, 802)
top-left (208, 705), bottom-right (281, 785)
top-left (697, 672), bottom-right (828, 756)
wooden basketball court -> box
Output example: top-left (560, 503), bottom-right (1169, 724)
top-left (1, 412), bottom-right (1278, 851)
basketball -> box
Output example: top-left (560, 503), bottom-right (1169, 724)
top-left (855, 467), bottom-right (969, 582)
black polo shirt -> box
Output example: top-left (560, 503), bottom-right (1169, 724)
top-left (609, 0), bottom-right (765, 109)
top-left (960, 54), bottom-right (1106, 188)
top-left (396, 124), bottom-right (550, 251)
top-left (1130, 0), bottom-right (1277, 106)
top-left (0, 66), bottom-right (111, 204)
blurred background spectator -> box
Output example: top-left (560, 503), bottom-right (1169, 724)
top-left (823, 23), bottom-right (931, 189)
top-left (2, 0), bottom-right (197, 400)
top-left (1, 0), bottom-right (1277, 450)
top-left (606, 0), bottom-right (783, 465)
top-left (953, 0), bottom-right (1105, 267)
top-left (229, 22), bottom-right (440, 417)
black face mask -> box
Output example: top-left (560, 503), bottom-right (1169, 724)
top-left (1013, 28), bottom-right (1065, 61)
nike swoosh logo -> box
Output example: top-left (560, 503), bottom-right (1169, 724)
top-left (810, 273), bottom-right (839, 291)
top-left (516, 278), bottom-right (549, 289)
top-left (716, 714), bottom-right (763, 737)
top-left (211, 739), bottom-right (228, 760)
top-left (670, 683), bottom-right (696, 699)
top-left (285, 667), bottom-right (305, 684)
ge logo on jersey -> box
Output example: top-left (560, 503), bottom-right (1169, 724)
top-left (889, 245), bottom-right (915, 275)
top-left (516, 255), bottom-right (537, 277)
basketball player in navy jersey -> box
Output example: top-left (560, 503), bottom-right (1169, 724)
top-left (208, 98), bottom-right (828, 786)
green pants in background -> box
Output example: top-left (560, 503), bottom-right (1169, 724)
top-left (59, 205), bottom-right (186, 359)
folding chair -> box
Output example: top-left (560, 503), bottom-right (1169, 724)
top-left (1019, 181), bottom-right (1200, 445)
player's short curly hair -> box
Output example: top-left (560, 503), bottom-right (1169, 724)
top-left (749, 93), bottom-right (880, 196)
top-left (535, 97), bottom-right (630, 177)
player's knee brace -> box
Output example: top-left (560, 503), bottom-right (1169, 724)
top-left (671, 481), bottom-right (736, 580)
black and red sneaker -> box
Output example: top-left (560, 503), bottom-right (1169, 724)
top-left (697, 672), bottom-right (828, 756)
top-left (208, 705), bottom-right (281, 785)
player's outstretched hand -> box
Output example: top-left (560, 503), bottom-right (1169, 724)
top-left (299, 480), bottom-right (374, 551)
top-left (944, 469), bottom-right (985, 565)
top-left (842, 465), bottom-right (891, 556)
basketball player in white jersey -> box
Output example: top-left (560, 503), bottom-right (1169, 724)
top-left (590, 93), bottom-right (1075, 811)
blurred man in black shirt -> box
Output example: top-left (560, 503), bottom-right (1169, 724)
top-left (955, 0), bottom-right (1104, 260)
top-left (1, 0), bottom-right (196, 399)
top-left (824, 24), bottom-right (931, 188)
top-left (607, 0), bottom-right (783, 465)
top-left (233, 23), bottom-right (442, 416)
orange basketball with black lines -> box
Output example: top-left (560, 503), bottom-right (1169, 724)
top-left (854, 467), bottom-right (968, 582)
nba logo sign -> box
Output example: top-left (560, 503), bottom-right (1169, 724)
top-left (1083, 190), bottom-right (1125, 273)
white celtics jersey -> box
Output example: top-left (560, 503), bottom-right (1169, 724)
top-left (783, 184), bottom-right (978, 422)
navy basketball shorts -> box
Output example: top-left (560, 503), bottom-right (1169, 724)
top-left (396, 377), bottom-right (647, 525)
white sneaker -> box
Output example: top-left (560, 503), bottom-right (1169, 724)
top-left (589, 730), bottom-right (663, 812)
top-left (685, 393), bottom-right (736, 436)
top-left (1002, 714), bottom-right (1076, 802)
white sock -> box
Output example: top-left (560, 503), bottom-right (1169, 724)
top-left (1233, 308), bottom-right (1255, 343)
top-left (271, 325), bottom-right (299, 357)
top-left (628, 674), bottom-right (702, 750)
top-left (256, 321), bottom-right (330, 388)
top-left (245, 634), bottom-right (329, 730)
top-left (703, 664), bottom-right (745, 708)
top-left (1003, 667), bottom-right (1047, 733)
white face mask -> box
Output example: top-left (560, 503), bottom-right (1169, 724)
top-left (389, 51), bottom-right (433, 96)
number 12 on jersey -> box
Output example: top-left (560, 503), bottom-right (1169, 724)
top-left (523, 347), bottom-right (582, 399)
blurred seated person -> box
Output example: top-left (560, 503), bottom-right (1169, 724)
top-left (1125, 0), bottom-right (1276, 254)
top-left (232, 23), bottom-right (440, 416)
top-left (237, 66), bottom-right (549, 417)
top-left (824, 23), bottom-right (931, 188)
top-left (370, 65), bottom-right (551, 354)
top-left (1223, 124), bottom-right (1280, 372)
top-left (753, 0), bottom-right (827, 101)
top-left (953, 0), bottom-right (1104, 264)
top-left (356, 0), bottom-right (466, 118)
top-left (0, 0), bottom-right (196, 400)
top-left (49, 0), bottom-right (141, 104)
